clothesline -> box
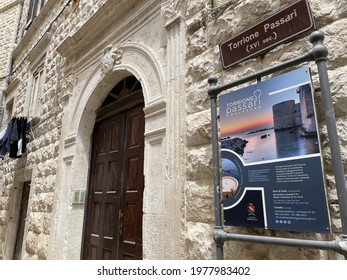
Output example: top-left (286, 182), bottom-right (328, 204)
top-left (0, 116), bottom-right (36, 131)
top-left (0, 116), bottom-right (28, 160)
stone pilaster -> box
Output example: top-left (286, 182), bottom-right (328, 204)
top-left (161, 0), bottom-right (186, 259)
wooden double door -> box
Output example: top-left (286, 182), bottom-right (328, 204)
top-left (82, 92), bottom-right (144, 259)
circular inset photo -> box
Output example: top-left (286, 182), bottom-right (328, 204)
top-left (222, 176), bottom-right (239, 199)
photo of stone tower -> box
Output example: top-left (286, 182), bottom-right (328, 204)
top-left (273, 83), bottom-right (317, 137)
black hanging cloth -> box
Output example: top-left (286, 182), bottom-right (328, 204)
top-left (0, 117), bottom-right (28, 160)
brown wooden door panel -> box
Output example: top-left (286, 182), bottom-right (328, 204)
top-left (126, 157), bottom-right (142, 190)
top-left (120, 104), bottom-right (144, 259)
top-left (93, 163), bottom-right (105, 193)
top-left (83, 94), bottom-right (144, 260)
top-left (108, 161), bottom-right (119, 192)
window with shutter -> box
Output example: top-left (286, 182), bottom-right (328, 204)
top-left (28, 62), bottom-right (45, 118)
top-left (25, 0), bottom-right (46, 29)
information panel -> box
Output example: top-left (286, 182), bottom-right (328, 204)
top-left (219, 67), bottom-right (331, 233)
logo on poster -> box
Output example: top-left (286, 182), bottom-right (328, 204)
top-left (247, 203), bottom-right (259, 221)
top-left (248, 203), bottom-right (255, 215)
top-left (225, 89), bottom-right (261, 117)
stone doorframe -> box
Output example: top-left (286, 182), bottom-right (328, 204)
top-left (49, 40), bottom-right (184, 259)
top-left (3, 166), bottom-right (33, 260)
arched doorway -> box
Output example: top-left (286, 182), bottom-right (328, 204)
top-left (82, 75), bottom-right (144, 259)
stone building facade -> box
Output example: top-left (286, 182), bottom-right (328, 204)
top-left (0, 0), bottom-right (346, 260)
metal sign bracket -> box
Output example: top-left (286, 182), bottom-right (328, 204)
top-left (207, 30), bottom-right (347, 260)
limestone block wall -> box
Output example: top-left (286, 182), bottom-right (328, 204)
top-left (0, 0), bottom-right (21, 260)
top-left (0, 1), bottom-right (17, 80)
top-left (0, 0), bottom-right (173, 260)
top-left (184, 0), bottom-right (346, 260)
top-left (0, 0), bottom-right (346, 261)
top-left (0, 0), bottom-right (115, 260)
top-left (0, 0), bottom-right (20, 108)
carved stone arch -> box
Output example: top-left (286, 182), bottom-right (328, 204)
top-left (71, 68), bottom-right (130, 137)
top-left (62, 44), bottom-right (166, 149)
top-left (72, 42), bottom-right (166, 135)
top-left (115, 42), bottom-right (166, 106)
top-left (53, 41), bottom-right (167, 259)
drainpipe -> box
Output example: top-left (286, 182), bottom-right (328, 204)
top-left (0, 0), bottom-right (25, 126)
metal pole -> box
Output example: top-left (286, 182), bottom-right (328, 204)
top-left (208, 51), bottom-right (313, 96)
top-left (214, 230), bottom-right (347, 258)
top-left (310, 31), bottom-right (347, 241)
top-left (208, 76), bottom-right (224, 260)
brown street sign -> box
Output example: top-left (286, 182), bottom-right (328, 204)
top-left (219, 0), bottom-right (314, 69)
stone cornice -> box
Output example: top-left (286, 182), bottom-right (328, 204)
top-left (0, 0), bottom-right (21, 13)
top-left (161, 0), bottom-right (185, 28)
top-left (12, 0), bottom-right (61, 60)
top-left (57, 0), bottom-right (160, 61)
top-left (26, 32), bottom-right (52, 63)
top-left (3, 77), bottom-right (21, 96)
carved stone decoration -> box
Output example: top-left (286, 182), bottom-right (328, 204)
top-left (101, 45), bottom-right (123, 75)
top-left (161, 0), bottom-right (184, 26)
top-left (61, 74), bottom-right (76, 102)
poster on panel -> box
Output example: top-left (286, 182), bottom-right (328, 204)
top-left (219, 66), bottom-right (331, 233)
